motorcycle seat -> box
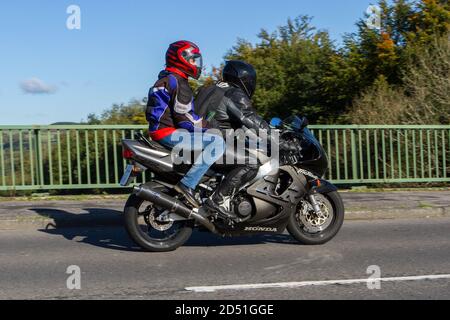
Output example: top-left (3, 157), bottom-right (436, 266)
top-left (147, 139), bottom-right (172, 153)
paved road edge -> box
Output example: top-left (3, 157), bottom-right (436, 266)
top-left (0, 207), bottom-right (449, 230)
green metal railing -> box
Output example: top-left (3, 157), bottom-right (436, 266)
top-left (0, 125), bottom-right (449, 191)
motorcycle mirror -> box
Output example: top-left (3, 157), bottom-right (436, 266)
top-left (270, 117), bottom-right (283, 129)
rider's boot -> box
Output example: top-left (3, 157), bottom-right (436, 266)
top-left (174, 182), bottom-right (200, 208)
top-left (205, 165), bottom-right (259, 220)
top-left (205, 191), bottom-right (238, 220)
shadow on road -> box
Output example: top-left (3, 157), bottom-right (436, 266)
top-left (30, 207), bottom-right (297, 252)
top-left (31, 208), bottom-right (123, 229)
top-left (186, 232), bottom-right (296, 247)
top-left (32, 207), bottom-right (141, 252)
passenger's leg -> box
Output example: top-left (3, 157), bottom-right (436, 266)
top-left (160, 131), bottom-right (226, 207)
top-left (179, 132), bottom-right (225, 190)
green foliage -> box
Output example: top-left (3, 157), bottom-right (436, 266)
top-left (86, 99), bottom-right (148, 125)
top-left (219, 0), bottom-right (448, 125)
top-left (348, 33), bottom-right (450, 124)
top-left (225, 16), bottom-right (347, 123)
top-left (408, 0), bottom-right (450, 45)
top-left (341, 0), bottom-right (449, 94)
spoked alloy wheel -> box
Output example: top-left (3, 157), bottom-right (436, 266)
top-left (287, 191), bottom-right (344, 245)
top-left (298, 195), bottom-right (334, 234)
top-left (138, 203), bottom-right (184, 241)
top-left (124, 186), bottom-right (193, 252)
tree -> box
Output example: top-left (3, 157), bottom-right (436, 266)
top-left (408, 0), bottom-right (450, 45)
top-left (225, 16), bottom-right (348, 123)
top-left (340, 0), bottom-right (449, 124)
top-left (340, 0), bottom-right (414, 94)
top-left (347, 33), bottom-right (450, 125)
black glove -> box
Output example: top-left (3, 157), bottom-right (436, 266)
top-left (278, 138), bottom-right (301, 165)
top-left (279, 140), bottom-right (299, 153)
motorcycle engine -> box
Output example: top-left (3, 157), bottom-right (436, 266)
top-left (233, 195), bottom-right (254, 219)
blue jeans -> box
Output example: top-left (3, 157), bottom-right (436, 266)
top-left (159, 131), bottom-right (225, 190)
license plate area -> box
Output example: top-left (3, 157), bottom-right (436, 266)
top-left (120, 164), bottom-right (135, 186)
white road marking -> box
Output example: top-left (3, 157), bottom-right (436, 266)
top-left (185, 274), bottom-right (450, 293)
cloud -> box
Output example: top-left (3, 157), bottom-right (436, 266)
top-left (20, 78), bottom-right (58, 94)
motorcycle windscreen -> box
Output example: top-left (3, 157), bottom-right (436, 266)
top-left (298, 128), bottom-right (329, 177)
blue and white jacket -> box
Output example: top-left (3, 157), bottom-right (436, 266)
top-left (146, 70), bottom-right (206, 140)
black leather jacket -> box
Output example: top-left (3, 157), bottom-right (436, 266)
top-left (196, 82), bottom-right (296, 152)
top-left (197, 82), bottom-right (269, 131)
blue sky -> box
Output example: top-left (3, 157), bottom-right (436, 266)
top-left (0, 0), bottom-right (375, 125)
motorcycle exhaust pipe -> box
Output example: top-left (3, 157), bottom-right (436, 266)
top-left (133, 184), bottom-right (217, 234)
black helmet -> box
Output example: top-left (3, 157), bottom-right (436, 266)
top-left (222, 60), bottom-right (257, 98)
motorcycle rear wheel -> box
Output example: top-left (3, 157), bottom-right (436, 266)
top-left (287, 191), bottom-right (344, 245)
top-left (124, 186), bottom-right (193, 252)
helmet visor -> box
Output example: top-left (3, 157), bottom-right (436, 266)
top-left (181, 49), bottom-right (203, 78)
top-left (190, 54), bottom-right (203, 68)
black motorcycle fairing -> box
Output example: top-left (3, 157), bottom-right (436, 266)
top-left (216, 166), bottom-right (308, 235)
top-left (297, 131), bottom-right (329, 178)
top-left (280, 116), bottom-right (329, 178)
top-left (309, 179), bottom-right (338, 195)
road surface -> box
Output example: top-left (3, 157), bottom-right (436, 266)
top-left (1, 217), bottom-right (449, 300)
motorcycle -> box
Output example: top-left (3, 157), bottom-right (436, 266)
top-left (120, 116), bottom-right (344, 252)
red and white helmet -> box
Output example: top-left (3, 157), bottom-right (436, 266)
top-left (166, 40), bottom-right (203, 79)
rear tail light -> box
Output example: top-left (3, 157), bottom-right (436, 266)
top-left (122, 148), bottom-right (134, 159)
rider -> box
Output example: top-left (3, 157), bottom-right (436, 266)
top-left (146, 40), bottom-right (225, 208)
top-left (196, 60), bottom-right (291, 218)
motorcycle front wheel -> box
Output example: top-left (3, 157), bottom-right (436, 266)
top-left (287, 191), bottom-right (345, 245)
top-left (124, 186), bottom-right (194, 252)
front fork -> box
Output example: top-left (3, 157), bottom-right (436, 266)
top-left (308, 194), bottom-right (324, 216)
top-left (306, 179), bottom-right (337, 216)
